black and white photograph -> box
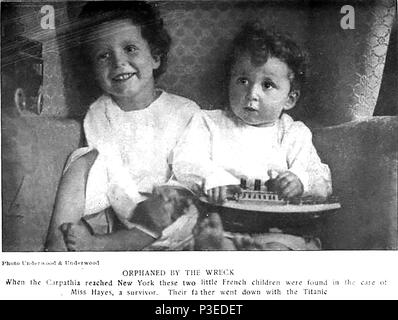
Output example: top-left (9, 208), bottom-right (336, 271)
top-left (0, 0), bottom-right (397, 301)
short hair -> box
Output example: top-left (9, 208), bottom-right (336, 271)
top-left (227, 22), bottom-right (309, 93)
top-left (78, 1), bottom-right (171, 79)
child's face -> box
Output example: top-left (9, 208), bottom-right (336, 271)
top-left (229, 54), bottom-right (298, 126)
top-left (89, 19), bottom-right (160, 106)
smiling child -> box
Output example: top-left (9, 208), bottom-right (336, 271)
top-left (45, 2), bottom-right (200, 251)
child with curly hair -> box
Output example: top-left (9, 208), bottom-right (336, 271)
top-left (174, 22), bottom-right (332, 250)
top-left (45, 1), bottom-right (200, 251)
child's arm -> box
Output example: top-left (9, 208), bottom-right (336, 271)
top-left (45, 149), bottom-right (99, 251)
top-left (173, 112), bottom-right (239, 194)
top-left (284, 123), bottom-right (332, 199)
top-left (59, 194), bottom-right (167, 252)
top-left (62, 186), bottom-right (197, 251)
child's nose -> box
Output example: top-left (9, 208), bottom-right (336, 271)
top-left (247, 83), bottom-right (261, 101)
top-left (112, 51), bottom-right (129, 68)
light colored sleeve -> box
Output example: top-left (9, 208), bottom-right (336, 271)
top-left (83, 105), bottom-right (111, 150)
top-left (284, 123), bottom-right (332, 198)
top-left (83, 104), bottom-right (144, 222)
top-left (172, 112), bottom-right (239, 191)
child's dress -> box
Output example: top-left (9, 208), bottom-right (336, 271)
top-left (173, 109), bottom-right (333, 250)
top-left (173, 110), bottom-right (332, 196)
top-left (65, 90), bottom-right (200, 228)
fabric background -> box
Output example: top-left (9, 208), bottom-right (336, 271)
top-left (1, 0), bottom-right (396, 126)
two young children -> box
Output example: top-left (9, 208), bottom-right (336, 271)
top-left (45, 1), bottom-right (332, 251)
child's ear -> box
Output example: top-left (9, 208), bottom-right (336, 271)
top-left (284, 90), bottom-right (300, 111)
top-left (152, 54), bottom-right (161, 70)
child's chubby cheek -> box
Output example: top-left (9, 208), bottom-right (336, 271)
top-left (95, 70), bottom-right (125, 94)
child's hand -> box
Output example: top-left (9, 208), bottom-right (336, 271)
top-left (152, 186), bottom-right (194, 222)
top-left (140, 196), bottom-right (174, 233)
top-left (275, 171), bottom-right (303, 199)
top-left (136, 186), bottom-right (195, 235)
top-left (206, 185), bottom-right (241, 204)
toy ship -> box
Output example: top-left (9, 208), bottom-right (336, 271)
top-left (204, 178), bottom-right (341, 214)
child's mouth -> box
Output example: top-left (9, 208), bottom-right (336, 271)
top-left (243, 101), bottom-right (259, 112)
top-left (243, 106), bottom-right (258, 112)
top-left (112, 73), bottom-right (136, 82)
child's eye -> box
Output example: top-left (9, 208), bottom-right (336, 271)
top-left (125, 45), bottom-right (138, 54)
top-left (262, 81), bottom-right (275, 89)
top-left (236, 77), bottom-right (249, 85)
top-left (97, 52), bottom-right (110, 61)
